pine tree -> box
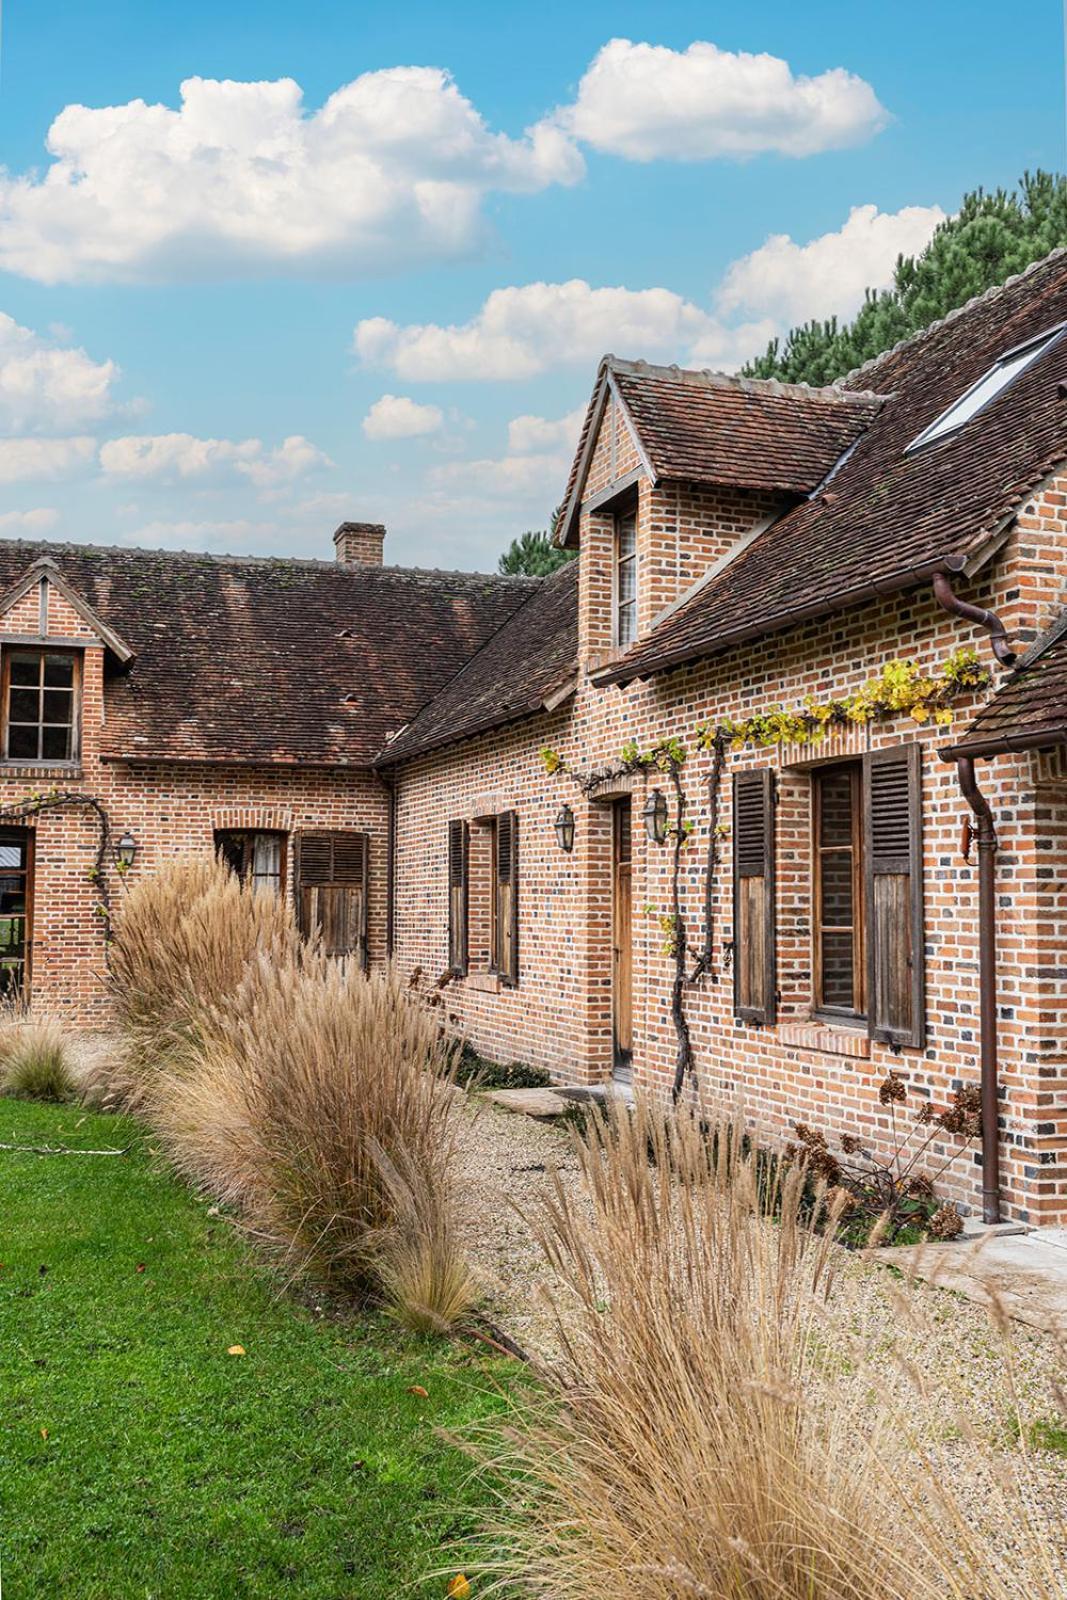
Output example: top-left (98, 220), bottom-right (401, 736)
top-left (744, 171), bottom-right (1067, 386)
top-left (498, 519), bottom-right (575, 577)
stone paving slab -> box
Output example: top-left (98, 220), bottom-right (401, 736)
top-left (872, 1231), bottom-right (1067, 1337)
top-left (484, 1087), bottom-right (570, 1119)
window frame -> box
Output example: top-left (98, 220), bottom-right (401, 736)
top-left (489, 810), bottom-right (519, 986)
top-left (905, 322), bottom-right (1067, 453)
top-left (1, 647), bottom-right (82, 766)
top-left (811, 761), bottom-right (866, 1024)
top-left (214, 828), bottom-right (288, 896)
top-left (611, 503), bottom-right (638, 649)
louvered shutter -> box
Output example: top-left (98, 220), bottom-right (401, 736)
top-left (447, 820), bottom-right (469, 976)
top-left (295, 831), bottom-right (369, 966)
top-left (495, 810), bottom-right (519, 986)
top-left (732, 769), bottom-right (776, 1024)
top-left (863, 744), bottom-right (925, 1048)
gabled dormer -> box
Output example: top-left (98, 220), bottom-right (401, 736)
top-left (0, 558), bottom-right (133, 768)
top-left (556, 356), bottom-right (882, 674)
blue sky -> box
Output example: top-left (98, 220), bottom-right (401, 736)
top-left (0, 0), bottom-right (1064, 569)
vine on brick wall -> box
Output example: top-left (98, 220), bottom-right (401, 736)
top-left (540, 647), bottom-right (992, 1100)
top-left (0, 788), bottom-right (121, 966)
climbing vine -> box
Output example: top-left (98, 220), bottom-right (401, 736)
top-left (540, 646), bottom-right (992, 1101)
top-left (0, 788), bottom-right (122, 965)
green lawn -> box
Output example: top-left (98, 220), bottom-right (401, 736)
top-left (0, 1099), bottom-right (513, 1599)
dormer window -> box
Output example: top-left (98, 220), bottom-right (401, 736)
top-left (613, 507), bottom-right (637, 648)
top-left (2, 650), bottom-right (79, 764)
top-left (906, 323), bottom-right (1065, 453)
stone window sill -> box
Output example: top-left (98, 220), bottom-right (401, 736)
top-left (0, 762), bottom-right (83, 782)
top-left (778, 1020), bottom-right (871, 1060)
top-left (463, 971), bottom-right (501, 995)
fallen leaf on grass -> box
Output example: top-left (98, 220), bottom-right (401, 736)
top-left (135, 1263), bottom-right (146, 1274)
top-left (448, 1575), bottom-right (472, 1599)
top-left (227, 1345), bottom-right (246, 1357)
top-left (39, 1427), bottom-right (48, 1441)
top-left (407, 1384), bottom-right (429, 1398)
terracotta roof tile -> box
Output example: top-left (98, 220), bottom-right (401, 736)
top-left (601, 248), bottom-right (1067, 686)
top-left (942, 612), bottom-right (1067, 758)
top-left (376, 559), bottom-right (579, 766)
top-left (0, 540), bottom-right (534, 767)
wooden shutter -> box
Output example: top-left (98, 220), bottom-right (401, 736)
top-left (447, 820), bottom-right (469, 976)
top-left (295, 831), bottom-right (369, 966)
top-left (495, 810), bottom-right (519, 987)
top-left (863, 744), bottom-right (925, 1048)
top-left (732, 769), bottom-right (776, 1024)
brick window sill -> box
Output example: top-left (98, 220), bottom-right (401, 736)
top-left (778, 1021), bottom-right (871, 1060)
top-left (0, 762), bottom-right (83, 782)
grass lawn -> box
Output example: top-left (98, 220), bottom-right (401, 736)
top-left (0, 1098), bottom-right (515, 1599)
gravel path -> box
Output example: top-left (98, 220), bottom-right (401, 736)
top-left (453, 1090), bottom-right (1067, 1519)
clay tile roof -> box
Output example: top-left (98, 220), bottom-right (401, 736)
top-left (600, 247), bottom-right (1067, 687)
top-left (0, 540), bottom-right (534, 767)
top-left (941, 611), bottom-right (1067, 759)
top-left (557, 357), bottom-right (882, 545)
top-left (376, 559), bottom-right (579, 767)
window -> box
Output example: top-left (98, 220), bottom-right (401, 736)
top-left (447, 820), bottom-right (469, 976)
top-left (732, 769), bottom-right (776, 1024)
top-left (812, 764), bottom-right (864, 1019)
top-left (3, 650), bottom-right (79, 763)
top-left (491, 810), bottom-right (519, 986)
top-left (613, 508), bottom-right (637, 648)
top-left (906, 323), bottom-right (1065, 452)
top-left (294, 830), bottom-right (368, 962)
top-left (215, 829), bottom-right (286, 895)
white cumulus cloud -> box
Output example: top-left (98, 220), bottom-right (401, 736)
top-left (0, 507), bottom-right (60, 534)
top-left (0, 69), bottom-right (583, 285)
top-left (0, 313), bottom-right (119, 431)
top-left (428, 407), bottom-right (582, 502)
top-left (99, 432), bottom-right (331, 487)
top-left (355, 280), bottom-right (716, 380)
top-left (118, 518), bottom-right (284, 553)
top-left (559, 37), bottom-right (888, 161)
top-left (362, 394), bottom-right (444, 440)
top-left (0, 437), bottom-right (97, 484)
top-left (715, 202), bottom-right (946, 327)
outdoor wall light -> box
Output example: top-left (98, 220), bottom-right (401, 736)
top-left (115, 831), bottom-right (138, 868)
top-left (642, 788), bottom-right (669, 846)
top-left (554, 803), bottom-right (576, 853)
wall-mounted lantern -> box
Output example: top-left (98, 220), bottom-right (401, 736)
top-left (554, 803), bottom-right (576, 853)
top-left (642, 788), bottom-right (669, 846)
top-left (115, 831), bottom-right (138, 869)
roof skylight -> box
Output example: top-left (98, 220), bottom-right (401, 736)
top-left (906, 323), bottom-right (1066, 453)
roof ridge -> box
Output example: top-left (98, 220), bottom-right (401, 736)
top-left (839, 244), bottom-right (1067, 389)
top-left (0, 536), bottom-right (536, 585)
top-left (604, 353), bottom-right (885, 406)
top-left (1011, 605), bottom-right (1067, 671)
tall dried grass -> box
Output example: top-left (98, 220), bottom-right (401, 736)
top-left (0, 1013), bottom-right (76, 1102)
top-left (107, 856), bottom-right (302, 1109)
top-left (474, 1100), bottom-right (1067, 1600)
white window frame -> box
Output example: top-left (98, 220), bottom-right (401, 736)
top-left (612, 506), bottom-right (638, 648)
top-left (905, 322), bottom-right (1067, 454)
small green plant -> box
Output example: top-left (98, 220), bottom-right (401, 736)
top-left (453, 1044), bottom-right (552, 1091)
top-left (0, 1018), bottom-right (76, 1103)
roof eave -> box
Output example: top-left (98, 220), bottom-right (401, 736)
top-left (939, 723), bottom-right (1067, 761)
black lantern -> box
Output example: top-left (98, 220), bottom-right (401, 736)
top-left (642, 788), bottom-right (669, 845)
top-left (554, 803), bottom-right (576, 853)
top-left (115, 831), bottom-right (138, 868)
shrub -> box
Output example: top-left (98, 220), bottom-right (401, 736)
top-left (453, 1045), bottom-right (551, 1092)
top-left (151, 951), bottom-right (474, 1325)
top-left (0, 1016), bottom-right (76, 1102)
top-left (474, 1100), bottom-right (1067, 1600)
top-left (107, 856), bottom-right (302, 1109)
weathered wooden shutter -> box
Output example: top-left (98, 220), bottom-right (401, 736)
top-left (732, 769), bottom-right (776, 1024)
top-left (447, 820), bottom-right (469, 976)
top-left (495, 810), bottom-right (519, 986)
top-left (863, 744), bottom-right (924, 1048)
top-left (295, 831), bottom-right (369, 966)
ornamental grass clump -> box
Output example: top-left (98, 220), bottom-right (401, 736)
top-left (106, 856), bottom-right (302, 1109)
top-left (473, 1100), bottom-right (1067, 1600)
top-left (150, 949), bottom-right (474, 1325)
top-left (0, 1015), bottom-right (76, 1102)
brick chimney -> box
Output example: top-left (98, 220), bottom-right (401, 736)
top-left (333, 521), bottom-right (386, 565)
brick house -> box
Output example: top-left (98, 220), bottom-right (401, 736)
top-left (4, 252), bottom-right (1067, 1222)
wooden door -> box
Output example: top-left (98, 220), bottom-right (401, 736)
top-left (612, 800), bottom-right (633, 1080)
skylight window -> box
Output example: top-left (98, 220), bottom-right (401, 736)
top-left (906, 323), bottom-right (1066, 453)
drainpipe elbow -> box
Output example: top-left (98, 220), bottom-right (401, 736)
top-left (932, 571), bottom-right (1017, 667)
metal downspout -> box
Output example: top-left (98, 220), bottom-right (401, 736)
top-left (955, 756), bottom-right (1002, 1224)
top-left (932, 571), bottom-right (1018, 666)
